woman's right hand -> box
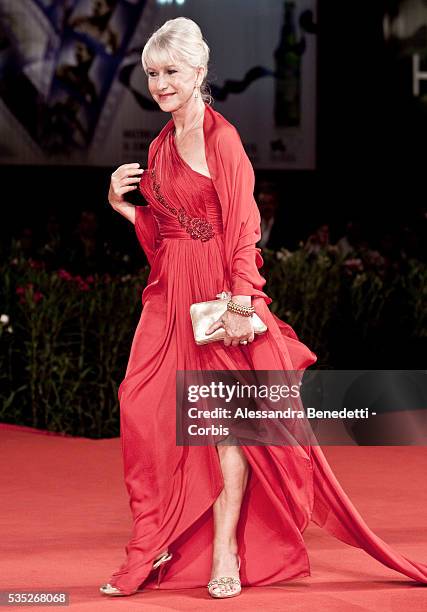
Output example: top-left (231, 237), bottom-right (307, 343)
top-left (108, 163), bottom-right (144, 210)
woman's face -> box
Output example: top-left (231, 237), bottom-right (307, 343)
top-left (146, 59), bottom-right (203, 111)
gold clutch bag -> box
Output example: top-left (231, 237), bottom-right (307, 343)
top-left (190, 291), bottom-right (268, 346)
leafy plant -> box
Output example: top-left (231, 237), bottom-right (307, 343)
top-left (1, 243), bottom-right (425, 437)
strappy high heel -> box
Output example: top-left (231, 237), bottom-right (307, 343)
top-left (207, 554), bottom-right (242, 599)
top-left (153, 551), bottom-right (173, 588)
top-left (99, 551), bottom-right (173, 596)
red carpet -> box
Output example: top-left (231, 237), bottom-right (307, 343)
top-left (1, 423), bottom-right (426, 611)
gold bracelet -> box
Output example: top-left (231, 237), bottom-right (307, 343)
top-left (226, 299), bottom-right (255, 317)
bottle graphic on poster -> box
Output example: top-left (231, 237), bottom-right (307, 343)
top-left (274, 1), bottom-right (301, 127)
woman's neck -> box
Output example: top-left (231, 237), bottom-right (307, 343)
top-left (172, 99), bottom-right (206, 138)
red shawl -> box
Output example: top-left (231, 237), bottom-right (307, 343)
top-left (136, 102), bottom-right (271, 305)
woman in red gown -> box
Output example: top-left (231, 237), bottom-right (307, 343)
top-left (100, 17), bottom-right (427, 598)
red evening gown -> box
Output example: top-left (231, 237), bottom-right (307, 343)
top-left (108, 122), bottom-right (427, 595)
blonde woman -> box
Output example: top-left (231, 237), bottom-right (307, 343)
top-left (100, 17), bottom-right (427, 600)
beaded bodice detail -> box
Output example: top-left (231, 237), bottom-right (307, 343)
top-left (139, 129), bottom-right (223, 242)
top-left (149, 169), bottom-right (216, 242)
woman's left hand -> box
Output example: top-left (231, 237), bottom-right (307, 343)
top-left (205, 310), bottom-right (255, 347)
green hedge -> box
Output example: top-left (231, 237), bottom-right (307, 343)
top-left (1, 243), bottom-right (425, 437)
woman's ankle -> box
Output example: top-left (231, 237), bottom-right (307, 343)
top-left (212, 544), bottom-right (238, 560)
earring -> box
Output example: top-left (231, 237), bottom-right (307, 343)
top-left (194, 83), bottom-right (199, 98)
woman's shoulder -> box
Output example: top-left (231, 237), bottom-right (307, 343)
top-left (150, 117), bottom-right (174, 149)
top-left (205, 107), bottom-right (244, 162)
top-left (207, 104), bottom-right (241, 141)
top-left (146, 116), bottom-right (174, 164)
top-left (206, 107), bottom-right (248, 168)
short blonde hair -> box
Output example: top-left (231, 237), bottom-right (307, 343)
top-left (141, 17), bottom-right (213, 105)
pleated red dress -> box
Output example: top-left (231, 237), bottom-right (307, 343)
top-left (108, 104), bottom-right (427, 594)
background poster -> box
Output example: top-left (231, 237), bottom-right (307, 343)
top-left (0, 0), bottom-right (317, 169)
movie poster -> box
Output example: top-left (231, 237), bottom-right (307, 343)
top-left (0, 0), bottom-right (317, 168)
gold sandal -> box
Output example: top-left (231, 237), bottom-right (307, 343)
top-left (100, 551), bottom-right (173, 596)
top-left (207, 554), bottom-right (241, 599)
